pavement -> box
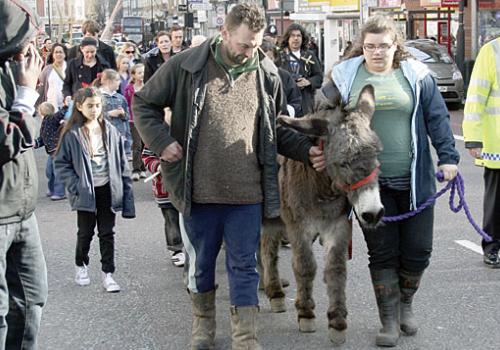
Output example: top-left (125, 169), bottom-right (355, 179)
top-left (35, 108), bottom-right (500, 350)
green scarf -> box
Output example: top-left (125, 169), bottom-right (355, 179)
top-left (212, 35), bottom-right (259, 81)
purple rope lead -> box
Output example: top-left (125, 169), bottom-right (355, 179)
top-left (382, 172), bottom-right (493, 242)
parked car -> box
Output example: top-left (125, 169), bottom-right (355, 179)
top-left (405, 39), bottom-right (464, 109)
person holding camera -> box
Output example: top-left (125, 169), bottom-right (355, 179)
top-left (280, 23), bottom-right (323, 115)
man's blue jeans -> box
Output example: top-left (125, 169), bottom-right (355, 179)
top-left (0, 214), bottom-right (48, 349)
top-left (181, 203), bottom-right (262, 306)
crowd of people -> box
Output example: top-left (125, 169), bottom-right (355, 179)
top-left (0, 0), bottom-right (499, 349)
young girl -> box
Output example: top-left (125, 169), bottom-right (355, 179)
top-left (124, 63), bottom-right (146, 180)
top-left (54, 87), bottom-right (135, 293)
top-left (116, 54), bottom-right (130, 95)
top-left (95, 69), bottom-right (132, 158)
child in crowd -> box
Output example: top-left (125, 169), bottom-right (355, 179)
top-left (38, 101), bottom-right (67, 200)
top-left (94, 69), bottom-right (132, 158)
top-left (142, 146), bottom-right (185, 267)
top-left (124, 63), bottom-right (146, 181)
top-left (54, 87), bottom-right (135, 292)
top-left (116, 54), bottom-right (130, 95)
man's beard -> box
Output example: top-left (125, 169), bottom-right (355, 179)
top-left (226, 48), bottom-right (247, 65)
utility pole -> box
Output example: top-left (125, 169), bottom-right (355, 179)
top-left (47, 0), bottom-right (52, 38)
top-left (456, 0), bottom-right (465, 74)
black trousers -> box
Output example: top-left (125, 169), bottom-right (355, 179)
top-left (361, 187), bottom-right (434, 273)
top-left (160, 205), bottom-right (183, 253)
top-left (482, 168), bottom-right (500, 253)
top-left (130, 122), bottom-right (145, 173)
top-left (76, 183), bottom-right (116, 273)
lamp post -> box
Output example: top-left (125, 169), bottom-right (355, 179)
top-left (47, 0), bottom-right (52, 38)
top-left (456, 0), bottom-right (465, 74)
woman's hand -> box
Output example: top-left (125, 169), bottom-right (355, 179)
top-left (438, 164), bottom-right (458, 181)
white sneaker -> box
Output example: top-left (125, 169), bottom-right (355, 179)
top-left (102, 272), bottom-right (121, 293)
top-left (131, 172), bottom-right (140, 181)
top-left (139, 171), bottom-right (147, 178)
top-left (171, 251), bottom-right (185, 267)
top-left (75, 265), bottom-right (90, 286)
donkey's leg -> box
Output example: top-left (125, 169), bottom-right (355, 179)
top-left (322, 217), bottom-right (351, 345)
top-left (260, 218), bottom-right (287, 313)
top-left (289, 225), bottom-right (317, 333)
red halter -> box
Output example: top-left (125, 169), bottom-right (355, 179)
top-left (317, 139), bottom-right (379, 193)
top-left (336, 166), bottom-right (380, 193)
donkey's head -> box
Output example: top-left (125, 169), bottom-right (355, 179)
top-left (278, 84), bottom-right (384, 228)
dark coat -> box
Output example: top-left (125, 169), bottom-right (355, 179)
top-left (133, 38), bottom-right (314, 218)
top-left (143, 48), bottom-right (166, 83)
top-left (54, 120), bottom-right (135, 218)
top-left (63, 55), bottom-right (111, 98)
top-left (67, 40), bottom-right (117, 69)
top-left (0, 0), bottom-right (41, 224)
top-left (280, 49), bottom-right (323, 115)
top-left (278, 67), bottom-right (303, 117)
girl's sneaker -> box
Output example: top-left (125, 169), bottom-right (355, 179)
top-left (75, 265), bottom-right (90, 286)
top-left (171, 251), bottom-right (185, 267)
top-left (102, 272), bottom-right (121, 293)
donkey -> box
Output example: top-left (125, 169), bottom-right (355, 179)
top-left (260, 84), bottom-right (384, 345)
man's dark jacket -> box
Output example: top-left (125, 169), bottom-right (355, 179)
top-left (67, 40), bottom-right (117, 69)
top-left (133, 38), bottom-right (313, 218)
top-left (278, 67), bottom-right (303, 117)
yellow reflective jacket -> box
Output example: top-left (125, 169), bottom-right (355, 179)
top-left (463, 38), bottom-right (500, 169)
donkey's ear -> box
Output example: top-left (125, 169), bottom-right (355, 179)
top-left (278, 115), bottom-right (329, 137)
top-left (356, 84), bottom-right (376, 118)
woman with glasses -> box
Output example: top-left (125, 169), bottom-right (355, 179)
top-left (330, 15), bottom-right (459, 347)
top-left (120, 42), bottom-right (142, 68)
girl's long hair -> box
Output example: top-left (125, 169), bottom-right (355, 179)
top-left (56, 87), bottom-right (107, 156)
top-left (342, 14), bottom-right (410, 68)
top-left (129, 63), bottom-right (145, 84)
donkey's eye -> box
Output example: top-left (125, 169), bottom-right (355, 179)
top-left (339, 162), bottom-right (349, 168)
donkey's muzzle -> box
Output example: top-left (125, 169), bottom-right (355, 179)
top-left (361, 207), bottom-right (385, 226)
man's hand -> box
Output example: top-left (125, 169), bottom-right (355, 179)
top-left (468, 148), bottom-right (482, 159)
top-left (161, 141), bottom-right (183, 163)
top-left (296, 78), bottom-right (311, 88)
top-left (309, 146), bottom-right (326, 172)
top-left (438, 164), bottom-right (458, 181)
top-left (64, 96), bottom-right (72, 106)
top-left (18, 44), bottom-right (43, 90)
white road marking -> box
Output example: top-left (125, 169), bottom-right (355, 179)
top-left (454, 134), bottom-right (464, 141)
top-left (455, 240), bottom-right (483, 255)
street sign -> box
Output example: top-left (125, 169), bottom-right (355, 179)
top-left (177, 4), bottom-right (188, 12)
top-left (215, 17), bottom-right (224, 26)
top-left (188, 3), bottom-right (212, 11)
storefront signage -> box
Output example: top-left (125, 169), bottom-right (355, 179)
top-left (329, 0), bottom-right (359, 11)
top-left (378, 0), bottom-right (401, 7)
top-left (420, 0), bottom-right (441, 6)
top-left (441, 0), bottom-right (459, 7)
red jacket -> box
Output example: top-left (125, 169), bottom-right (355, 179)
top-left (141, 147), bottom-right (170, 205)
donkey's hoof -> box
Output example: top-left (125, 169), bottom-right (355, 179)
top-left (298, 318), bottom-right (316, 333)
top-left (328, 328), bottom-right (346, 346)
top-left (270, 297), bottom-right (286, 313)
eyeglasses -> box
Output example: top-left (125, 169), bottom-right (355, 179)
top-left (125, 50), bottom-right (134, 54)
top-left (363, 43), bottom-right (394, 53)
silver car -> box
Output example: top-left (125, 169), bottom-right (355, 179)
top-left (405, 39), bottom-right (464, 109)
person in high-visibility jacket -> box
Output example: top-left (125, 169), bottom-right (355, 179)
top-left (463, 37), bottom-right (500, 268)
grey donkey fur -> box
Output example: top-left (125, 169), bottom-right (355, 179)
top-left (260, 84), bottom-right (384, 345)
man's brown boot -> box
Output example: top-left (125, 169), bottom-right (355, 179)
top-left (230, 306), bottom-right (262, 350)
top-left (190, 289), bottom-right (216, 350)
